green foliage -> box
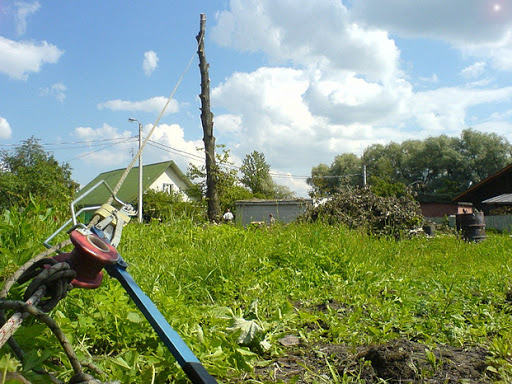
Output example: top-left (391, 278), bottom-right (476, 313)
top-left (2, 213), bottom-right (512, 382)
top-left (218, 184), bottom-right (253, 212)
top-left (369, 176), bottom-right (407, 197)
top-left (308, 154), bottom-right (363, 196)
top-left (240, 151), bottom-right (273, 196)
top-left (310, 129), bottom-right (512, 200)
top-left (189, 148), bottom-right (294, 214)
top-left (299, 187), bottom-right (424, 238)
top-left (0, 198), bottom-right (62, 278)
top-left (188, 146), bottom-right (253, 212)
top-left (241, 150), bottom-right (294, 199)
top-left (363, 129), bottom-right (512, 201)
top-left (142, 189), bottom-right (206, 224)
top-left (458, 128), bottom-right (512, 183)
top-left (0, 137), bottom-right (79, 210)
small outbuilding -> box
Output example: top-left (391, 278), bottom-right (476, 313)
top-left (235, 199), bottom-right (313, 226)
top-left (419, 202), bottom-right (473, 218)
top-left (453, 162), bottom-right (512, 213)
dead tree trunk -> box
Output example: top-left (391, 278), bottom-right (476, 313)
top-left (197, 13), bottom-right (221, 222)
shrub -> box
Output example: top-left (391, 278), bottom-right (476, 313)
top-left (142, 190), bottom-right (206, 224)
top-left (299, 187), bottom-right (424, 238)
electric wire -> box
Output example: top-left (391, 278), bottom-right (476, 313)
top-left (0, 137), bottom-right (137, 149)
top-left (1, 133), bottom-right (364, 182)
top-left (65, 139), bottom-right (138, 162)
top-left (147, 140), bottom-right (204, 162)
top-left (146, 139), bottom-right (362, 180)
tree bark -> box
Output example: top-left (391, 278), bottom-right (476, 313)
top-left (197, 14), bottom-right (221, 222)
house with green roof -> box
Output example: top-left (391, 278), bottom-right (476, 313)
top-left (75, 160), bottom-right (194, 209)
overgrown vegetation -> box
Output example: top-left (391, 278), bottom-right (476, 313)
top-left (299, 187), bottom-right (424, 238)
top-left (1, 204), bottom-right (512, 383)
top-left (188, 147), bottom-right (294, 215)
top-left (0, 137), bottom-right (78, 211)
top-left (142, 189), bottom-right (206, 224)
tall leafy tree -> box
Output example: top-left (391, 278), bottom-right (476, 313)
top-left (363, 142), bottom-right (405, 183)
top-left (307, 154), bottom-right (362, 196)
top-left (307, 163), bottom-right (331, 197)
top-left (240, 151), bottom-right (294, 198)
top-left (240, 151), bottom-right (274, 196)
top-left (188, 146), bottom-right (252, 212)
top-left (330, 153), bottom-right (363, 187)
top-left (457, 129), bottom-right (512, 185)
top-left (0, 137), bottom-right (79, 209)
top-left (310, 129), bottom-right (512, 200)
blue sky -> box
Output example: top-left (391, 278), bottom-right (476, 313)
top-left (1, 0), bottom-right (512, 197)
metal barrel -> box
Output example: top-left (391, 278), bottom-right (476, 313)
top-left (456, 212), bottom-right (486, 242)
top-left (422, 223), bottom-right (435, 237)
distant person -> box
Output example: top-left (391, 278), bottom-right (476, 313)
top-left (223, 208), bottom-right (234, 223)
top-left (268, 213), bottom-right (276, 225)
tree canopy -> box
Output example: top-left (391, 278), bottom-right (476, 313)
top-left (188, 149), bottom-right (294, 213)
top-left (240, 151), bottom-right (294, 199)
top-left (308, 154), bottom-right (363, 196)
top-left (188, 146), bottom-right (255, 213)
top-left (308, 129), bottom-right (512, 201)
top-left (0, 137), bottom-right (79, 209)
top-left (240, 151), bottom-right (273, 196)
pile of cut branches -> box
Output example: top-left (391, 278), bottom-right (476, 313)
top-left (300, 187), bottom-right (424, 238)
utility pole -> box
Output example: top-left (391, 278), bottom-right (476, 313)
top-left (363, 165), bottom-right (367, 187)
top-left (129, 118), bottom-right (144, 223)
top-left (196, 13), bottom-right (221, 222)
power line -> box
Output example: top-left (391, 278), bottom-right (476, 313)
top-left (147, 140), bottom-right (205, 162)
top-left (0, 136), bottom-right (138, 148)
top-left (65, 140), bottom-right (136, 162)
top-left (146, 139), bottom-right (362, 181)
top-left (47, 138), bottom-right (137, 152)
top-left (1, 135), bottom-right (365, 182)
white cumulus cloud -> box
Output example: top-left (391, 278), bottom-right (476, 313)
top-left (211, 66), bottom-right (387, 185)
top-left (143, 50), bottom-right (159, 76)
top-left (351, 0), bottom-right (512, 43)
top-left (145, 123), bottom-right (204, 171)
top-left (351, 0), bottom-right (512, 71)
top-left (73, 123), bottom-right (202, 184)
top-left (460, 62), bottom-right (486, 79)
top-left (212, 0), bottom-right (400, 81)
top-left (73, 124), bottom-right (135, 168)
top-left (97, 96), bottom-right (179, 115)
top-left (0, 116), bottom-right (12, 139)
top-left (0, 36), bottom-right (63, 80)
top-left (209, 0), bottom-right (512, 196)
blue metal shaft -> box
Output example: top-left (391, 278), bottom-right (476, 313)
top-left (89, 227), bottom-right (217, 384)
top-left (105, 261), bottom-right (199, 366)
top-left (105, 260), bottom-right (218, 384)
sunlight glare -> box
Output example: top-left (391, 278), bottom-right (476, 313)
top-left (493, 3), bottom-right (502, 12)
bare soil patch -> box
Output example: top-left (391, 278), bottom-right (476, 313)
top-left (246, 338), bottom-right (492, 383)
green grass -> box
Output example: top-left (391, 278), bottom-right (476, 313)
top-left (2, 213), bottom-right (512, 383)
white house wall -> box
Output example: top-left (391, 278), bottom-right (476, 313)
top-left (149, 168), bottom-right (190, 201)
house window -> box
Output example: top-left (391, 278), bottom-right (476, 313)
top-left (163, 183), bottom-right (174, 194)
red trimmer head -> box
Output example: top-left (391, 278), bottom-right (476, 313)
top-left (53, 229), bottom-right (119, 289)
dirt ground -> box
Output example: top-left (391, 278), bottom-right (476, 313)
top-left (245, 338), bottom-right (492, 383)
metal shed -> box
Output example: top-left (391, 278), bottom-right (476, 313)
top-left (234, 199), bottom-right (313, 226)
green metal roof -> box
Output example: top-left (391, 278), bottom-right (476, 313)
top-left (75, 160), bottom-right (193, 207)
